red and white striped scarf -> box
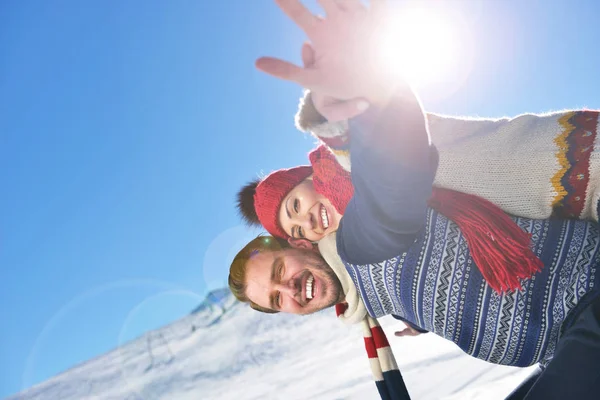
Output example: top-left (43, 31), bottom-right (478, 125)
top-left (320, 235), bottom-right (411, 399)
top-left (335, 303), bottom-right (411, 399)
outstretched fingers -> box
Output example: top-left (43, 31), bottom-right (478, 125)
top-left (335, 0), bottom-right (366, 13)
top-left (369, 0), bottom-right (387, 13)
top-left (255, 56), bottom-right (318, 88)
top-left (275, 0), bottom-right (320, 38)
top-left (317, 0), bottom-right (342, 17)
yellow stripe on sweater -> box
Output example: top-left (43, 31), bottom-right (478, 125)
top-left (551, 112), bottom-right (576, 208)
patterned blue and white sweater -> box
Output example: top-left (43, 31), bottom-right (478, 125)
top-left (324, 88), bottom-right (600, 369)
top-left (338, 210), bottom-right (600, 367)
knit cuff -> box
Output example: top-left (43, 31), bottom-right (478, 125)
top-left (295, 90), bottom-right (326, 132)
top-left (294, 91), bottom-right (350, 139)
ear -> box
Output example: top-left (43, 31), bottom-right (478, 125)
top-left (288, 237), bottom-right (314, 250)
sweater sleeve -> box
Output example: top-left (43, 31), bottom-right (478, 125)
top-left (336, 84), bottom-right (438, 265)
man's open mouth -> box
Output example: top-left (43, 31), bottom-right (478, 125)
top-left (306, 274), bottom-right (315, 301)
top-left (320, 204), bottom-right (329, 230)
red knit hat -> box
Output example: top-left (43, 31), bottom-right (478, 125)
top-left (254, 165), bottom-right (313, 239)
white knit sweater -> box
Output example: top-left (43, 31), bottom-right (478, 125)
top-left (317, 234), bottom-right (366, 325)
top-left (296, 92), bottom-right (600, 221)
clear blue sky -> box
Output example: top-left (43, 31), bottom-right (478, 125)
top-left (1, 0), bottom-right (599, 397)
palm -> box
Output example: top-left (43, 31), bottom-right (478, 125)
top-left (298, 41), bottom-right (365, 121)
top-left (257, 0), bottom-right (390, 103)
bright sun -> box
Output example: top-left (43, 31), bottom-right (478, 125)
top-left (376, 7), bottom-right (463, 87)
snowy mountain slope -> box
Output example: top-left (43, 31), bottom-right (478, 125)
top-left (7, 289), bottom-right (535, 400)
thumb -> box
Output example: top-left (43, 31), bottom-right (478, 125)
top-left (256, 57), bottom-right (316, 88)
top-left (319, 98), bottom-right (370, 122)
top-left (301, 42), bottom-right (316, 68)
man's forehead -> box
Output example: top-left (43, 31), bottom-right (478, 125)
top-left (246, 249), bottom-right (280, 284)
top-left (245, 250), bottom-right (280, 308)
top-left (248, 248), bottom-right (277, 267)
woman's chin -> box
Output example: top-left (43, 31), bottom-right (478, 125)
top-left (325, 224), bottom-right (339, 237)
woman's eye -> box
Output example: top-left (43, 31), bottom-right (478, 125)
top-left (298, 227), bottom-right (304, 238)
top-left (275, 292), bottom-right (281, 308)
top-left (293, 199), bottom-right (300, 213)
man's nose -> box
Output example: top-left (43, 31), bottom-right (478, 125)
top-left (276, 279), bottom-right (299, 298)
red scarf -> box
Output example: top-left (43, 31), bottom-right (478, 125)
top-left (310, 146), bottom-right (542, 293)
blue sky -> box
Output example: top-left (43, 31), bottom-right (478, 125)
top-left (1, 0), bottom-right (600, 397)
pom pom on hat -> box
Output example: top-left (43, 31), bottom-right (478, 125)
top-left (236, 179), bottom-right (261, 226)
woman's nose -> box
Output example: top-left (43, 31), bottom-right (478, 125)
top-left (296, 212), bottom-right (314, 230)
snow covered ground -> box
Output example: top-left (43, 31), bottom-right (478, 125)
top-left (7, 289), bottom-right (536, 400)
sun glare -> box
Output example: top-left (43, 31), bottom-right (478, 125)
top-left (376, 7), bottom-right (464, 87)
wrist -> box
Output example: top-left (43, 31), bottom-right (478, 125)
top-left (364, 74), bottom-right (408, 109)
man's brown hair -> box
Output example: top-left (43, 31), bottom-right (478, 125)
top-left (228, 235), bottom-right (289, 314)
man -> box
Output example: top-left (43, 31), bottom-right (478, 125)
top-left (232, 0), bottom-right (600, 398)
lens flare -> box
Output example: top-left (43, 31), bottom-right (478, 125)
top-left (375, 7), bottom-right (463, 87)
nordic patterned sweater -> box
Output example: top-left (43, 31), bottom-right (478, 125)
top-left (296, 91), bottom-right (600, 221)
top-left (326, 87), bottom-right (600, 368)
top-left (337, 211), bottom-right (600, 366)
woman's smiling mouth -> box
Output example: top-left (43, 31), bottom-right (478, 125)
top-left (320, 204), bottom-right (329, 230)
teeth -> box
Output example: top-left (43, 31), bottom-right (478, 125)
top-left (320, 205), bottom-right (329, 229)
top-left (306, 275), bottom-right (314, 300)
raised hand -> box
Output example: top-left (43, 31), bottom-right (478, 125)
top-left (257, 0), bottom-right (396, 110)
top-left (394, 325), bottom-right (424, 337)
top-left (300, 41), bottom-right (371, 121)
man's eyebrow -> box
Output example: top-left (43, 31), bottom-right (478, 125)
top-left (268, 255), bottom-right (281, 310)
